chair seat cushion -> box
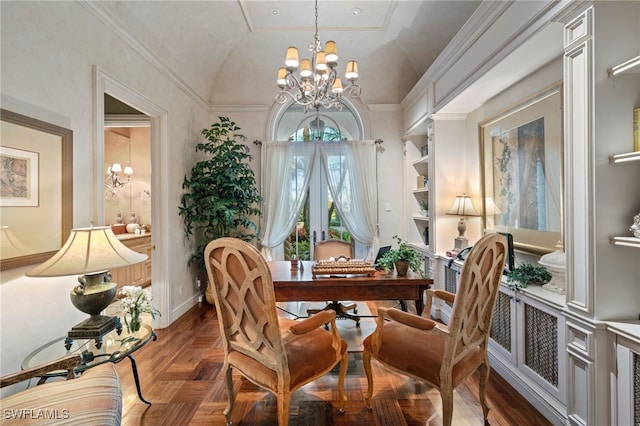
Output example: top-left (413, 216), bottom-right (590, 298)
top-left (228, 319), bottom-right (347, 392)
top-left (363, 321), bottom-right (484, 387)
top-left (1, 363), bottom-right (122, 425)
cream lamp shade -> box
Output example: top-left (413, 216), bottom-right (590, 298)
top-left (26, 226), bottom-right (148, 349)
top-left (446, 194), bottom-right (479, 253)
top-left (26, 225), bottom-right (147, 277)
top-left (446, 194), bottom-right (479, 217)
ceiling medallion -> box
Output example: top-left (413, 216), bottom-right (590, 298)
top-left (275, 0), bottom-right (361, 112)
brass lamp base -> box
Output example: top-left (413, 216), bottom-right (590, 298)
top-left (65, 315), bottom-right (122, 350)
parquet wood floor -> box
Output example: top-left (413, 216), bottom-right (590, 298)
top-left (115, 302), bottom-right (552, 425)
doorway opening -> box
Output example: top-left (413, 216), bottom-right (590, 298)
top-left (95, 67), bottom-right (170, 328)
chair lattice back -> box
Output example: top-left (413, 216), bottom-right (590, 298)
top-left (445, 233), bottom-right (507, 365)
top-left (205, 238), bottom-right (286, 372)
top-left (314, 240), bottom-right (354, 260)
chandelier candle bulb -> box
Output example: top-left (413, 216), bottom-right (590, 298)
top-left (315, 51), bottom-right (327, 71)
top-left (332, 78), bottom-right (343, 93)
top-left (277, 67), bottom-right (287, 87)
top-left (325, 41), bottom-right (338, 63)
top-left (285, 47), bottom-right (299, 68)
top-left (300, 59), bottom-right (312, 78)
top-left (346, 61), bottom-right (358, 80)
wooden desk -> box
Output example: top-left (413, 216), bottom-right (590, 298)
top-left (269, 261), bottom-right (433, 315)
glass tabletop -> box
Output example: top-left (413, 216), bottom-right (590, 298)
top-left (22, 323), bottom-right (154, 377)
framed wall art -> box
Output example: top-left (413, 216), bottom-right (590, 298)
top-left (0, 109), bottom-right (73, 271)
top-left (480, 83), bottom-right (563, 256)
top-left (0, 146), bottom-right (39, 207)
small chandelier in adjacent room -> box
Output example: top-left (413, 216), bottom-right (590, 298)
top-left (104, 163), bottom-right (132, 190)
top-left (276, 0), bottom-right (361, 112)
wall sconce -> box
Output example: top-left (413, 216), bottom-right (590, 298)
top-left (105, 163), bottom-right (132, 190)
top-left (446, 194), bottom-right (479, 253)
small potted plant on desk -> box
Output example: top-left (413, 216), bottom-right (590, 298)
top-left (375, 235), bottom-right (424, 277)
top-left (506, 262), bottom-right (552, 290)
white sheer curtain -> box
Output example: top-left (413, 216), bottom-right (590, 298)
top-left (259, 141), bottom-right (316, 260)
top-left (318, 140), bottom-right (379, 259)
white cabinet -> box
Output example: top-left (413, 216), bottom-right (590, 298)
top-left (110, 234), bottom-right (152, 290)
top-left (488, 285), bottom-right (567, 423)
top-left (562, 4), bottom-right (640, 425)
top-left (434, 258), bottom-right (568, 424)
top-left (608, 322), bottom-right (640, 426)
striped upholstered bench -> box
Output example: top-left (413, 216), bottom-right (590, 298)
top-left (1, 354), bottom-right (121, 425)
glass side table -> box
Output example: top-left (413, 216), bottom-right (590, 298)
top-left (22, 323), bottom-right (157, 404)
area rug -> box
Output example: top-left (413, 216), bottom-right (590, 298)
top-left (277, 301), bottom-right (377, 352)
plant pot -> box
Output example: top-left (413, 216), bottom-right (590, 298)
top-left (394, 261), bottom-right (409, 276)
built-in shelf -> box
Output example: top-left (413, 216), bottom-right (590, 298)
top-left (413, 215), bottom-right (429, 222)
top-left (607, 55), bottom-right (640, 78)
top-left (609, 151), bottom-right (640, 164)
top-left (609, 236), bottom-right (640, 248)
top-left (412, 187), bottom-right (429, 194)
top-left (412, 156), bottom-right (429, 166)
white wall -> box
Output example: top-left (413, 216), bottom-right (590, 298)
top-left (0, 1), bottom-right (209, 393)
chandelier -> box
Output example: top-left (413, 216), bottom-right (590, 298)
top-left (275, 0), bottom-right (361, 112)
top-left (104, 163), bottom-right (132, 190)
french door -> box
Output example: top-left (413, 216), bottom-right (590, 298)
top-left (288, 153), bottom-right (351, 261)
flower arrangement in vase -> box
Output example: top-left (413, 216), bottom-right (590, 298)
top-left (118, 286), bottom-right (160, 334)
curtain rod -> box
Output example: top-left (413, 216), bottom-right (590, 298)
top-left (253, 139), bottom-right (383, 146)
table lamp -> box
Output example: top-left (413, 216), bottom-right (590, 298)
top-left (26, 226), bottom-right (148, 349)
top-left (446, 194), bottom-right (479, 253)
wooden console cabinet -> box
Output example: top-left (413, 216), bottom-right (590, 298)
top-left (111, 234), bottom-right (152, 290)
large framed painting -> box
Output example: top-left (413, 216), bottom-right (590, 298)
top-left (480, 83), bottom-right (563, 256)
top-left (0, 109), bottom-right (73, 271)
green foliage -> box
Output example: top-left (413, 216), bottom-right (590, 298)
top-left (419, 199), bottom-right (429, 210)
top-left (506, 262), bottom-right (552, 290)
top-left (179, 117), bottom-right (262, 271)
top-left (375, 235), bottom-right (424, 276)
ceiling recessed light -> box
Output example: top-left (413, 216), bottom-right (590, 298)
top-left (271, 9), bottom-right (278, 15)
top-left (351, 8), bottom-right (362, 16)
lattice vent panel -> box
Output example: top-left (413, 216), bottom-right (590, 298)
top-left (444, 263), bottom-right (458, 307)
top-left (490, 291), bottom-right (511, 352)
top-left (634, 352), bottom-right (640, 426)
top-left (524, 304), bottom-right (558, 387)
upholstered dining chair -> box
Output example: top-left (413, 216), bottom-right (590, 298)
top-left (204, 237), bottom-right (348, 426)
top-left (362, 233), bottom-right (507, 426)
top-left (308, 239), bottom-right (360, 327)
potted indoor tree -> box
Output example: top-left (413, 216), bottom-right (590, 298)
top-left (179, 117), bottom-right (262, 301)
top-left (375, 235), bottom-right (424, 276)
top-left (506, 261), bottom-right (552, 290)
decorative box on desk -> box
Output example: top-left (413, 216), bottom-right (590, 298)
top-left (311, 260), bottom-right (377, 278)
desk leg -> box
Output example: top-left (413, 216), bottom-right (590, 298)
top-left (126, 354), bottom-right (151, 405)
top-left (416, 285), bottom-right (427, 315)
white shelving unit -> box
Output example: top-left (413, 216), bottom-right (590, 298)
top-left (606, 95), bottom-right (640, 250)
top-left (406, 138), bottom-right (431, 251)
